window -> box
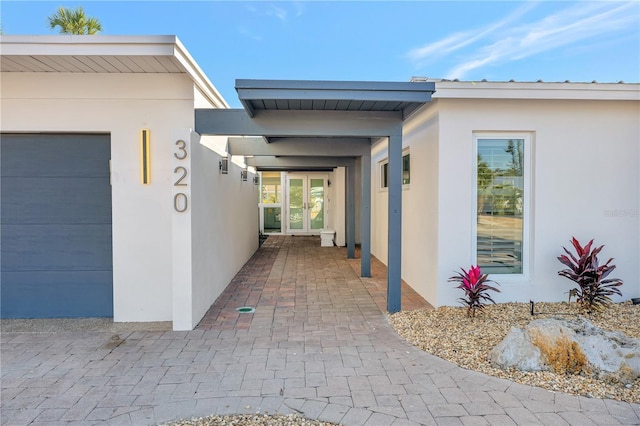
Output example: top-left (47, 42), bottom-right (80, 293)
top-left (380, 150), bottom-right (410, 189)
top-left (381, 162), bottom-right (389, 188)
top-left (474, 135), bottom-right (530, 275)
top-left (261, 172), bottom-right (281, 204)
top-left (403, 153), bottom-right (410, 185)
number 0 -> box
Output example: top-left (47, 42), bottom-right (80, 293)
top-left (174, 193), bottom-right (188, 212)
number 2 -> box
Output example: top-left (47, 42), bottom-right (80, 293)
top-left (174, 166), bottom-right (188, 186)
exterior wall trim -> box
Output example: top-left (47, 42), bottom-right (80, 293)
top-left (433, 81), bottom-right (640, 101)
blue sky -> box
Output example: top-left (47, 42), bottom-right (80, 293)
top-left (2, 1), bottom-right (639, 107)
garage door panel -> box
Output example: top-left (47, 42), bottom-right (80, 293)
top-left (1, 134), bottom-right (110, 178)
top-left (1, 224), bottom-right (112, 271)
top-left (1, 133), bottom-right (113, 319)
top-left (1, 177), bottom-right (112, 224)
top-left (1, 271), bottom-right (113, 318)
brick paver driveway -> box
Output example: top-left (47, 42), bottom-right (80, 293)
top-left (2, 236), bottom-right (639, 425)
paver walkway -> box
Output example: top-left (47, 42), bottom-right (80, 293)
top-left (1, 236), bottom-right (638, 425)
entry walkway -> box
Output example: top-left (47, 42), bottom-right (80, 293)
top-left (1, 237), bottom-right (638, 425)
top-left (196, 236), bottom-right (430, 331)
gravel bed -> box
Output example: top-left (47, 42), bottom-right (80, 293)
top-left (159, 414), bottom-right (339, 426)
top-left (390, 301), bottom-right (640, 403)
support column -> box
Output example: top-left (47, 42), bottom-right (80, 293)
top-left (360, 155), bottom-right (371, 277)
top-left (387, 134), bottom-right (402, 313)
top-left (171, 129), bottom-right (194, 330)
top-left (346, 164), bottom-right (356, 258)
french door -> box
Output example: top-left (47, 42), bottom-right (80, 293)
top-left (285, 174), bottom-right (328, 234)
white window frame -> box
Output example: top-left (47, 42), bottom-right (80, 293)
top-left (472, 133), bottom-right (532, 281)
top-left (379, 148), bottom-right (410, 191)
top-left (258, 172), bottom-right (285, 235)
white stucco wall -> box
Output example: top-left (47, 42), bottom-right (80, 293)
top-left (189, 134), bottom-right (258, 329)
top-left (371, 139), bottom-right (389, 264)
top-left (436, 97), bottom-right (639, 306)
top-left (370, 94), bottom-right (639, 308)
top-left (370, 106), bottom-right (440, 305)
top-left (333, 167), bottom-right (346, 246)
top-left (2, 72), bottom-right (193, 322)
top-left (2, 72), bottom-right (260, 327)
top-left (400, 106), bottom-right (440, 304)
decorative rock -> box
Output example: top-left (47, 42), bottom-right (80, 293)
top-left (489, 327), bottom-right (544, 372)
top-left (489, 317), bottom-right (640, 384)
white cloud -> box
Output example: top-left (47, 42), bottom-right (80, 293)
top-left (237, 25), bottom-right (262, 42)
top-left (406, 2), bottom-right (536, 68)
top-left (292, 1), bottom-right (306, 17)
top-left (266, 5), bottom-right (288, 22)
top-left (244, 4), bottom-right (257, 14)
top-left (238, 2), bottom-right (305, 40)
top-left (446, 1), bottom-right (639, 79)
top-left (407, 32), bottom-right (473, 63)
top-left (242, 3), bottom-right (304, 24)
top-left (406, 1), bottom-right (639, 80)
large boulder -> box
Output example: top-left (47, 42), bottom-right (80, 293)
top-left (489, 317), bottom-right (640, 384)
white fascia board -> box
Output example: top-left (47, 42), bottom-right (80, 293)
top-left (433, 81), bottom-right (640, 101)
top-left (172, 37), bottom-right (229, 109)
top-left (0, 35), bottom-right (178, 56)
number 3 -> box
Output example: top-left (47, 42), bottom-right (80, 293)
top-left (174, 139), bottom-right (188, 160)
top-left (173, 139), bottom-right (189, 213)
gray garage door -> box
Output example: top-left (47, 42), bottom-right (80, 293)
top-left (1, 134), bottom-right (113, 318)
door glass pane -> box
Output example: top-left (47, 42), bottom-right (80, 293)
top-left (261, 172), bottom-right (281, 203)
top-left (263, 207), bottom-right (281, 233)
top-left (309, 178), bottom-right (324, 230)
top-left (477, 139), bottom-right (524, 274)
top-left (289, 178), bottom-right (303, 230)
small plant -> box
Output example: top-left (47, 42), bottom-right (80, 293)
top-left (448, 265), bottom-right (500, 317)
top-left (557, 237), bottom-right (623, 312)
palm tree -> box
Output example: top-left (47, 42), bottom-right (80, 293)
top-left (48, 6), bottom-right (102, 35)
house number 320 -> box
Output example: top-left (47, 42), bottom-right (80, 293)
top-left (173, 139), bottom-right (189, 212)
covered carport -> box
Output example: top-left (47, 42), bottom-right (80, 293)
top-left (195, 79), bottom-right (435, 313)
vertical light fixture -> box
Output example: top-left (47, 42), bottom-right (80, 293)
top-left (140, 129), bottom-right (151, 184)
top-left (241, 168), bottom-right (248, 182)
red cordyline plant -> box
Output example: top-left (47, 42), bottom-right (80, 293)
top-left (448, 265), bottom-right (500, 317)
top-left (557, 237), bottom-right (623, 312)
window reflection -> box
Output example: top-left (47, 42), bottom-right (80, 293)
top-left (380, 152), bottom-right (410, 188)
top-left (477, 139), bottom-right (524, 274)
top-left (261, 172), bottom-right (281, 204)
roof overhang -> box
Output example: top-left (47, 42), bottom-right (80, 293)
top-left (0, 35), bottom-right (228, 108)
top-left (236, 79), bottom-right (435, 120)
top-left (197, 79), bottom-right (435, 171)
